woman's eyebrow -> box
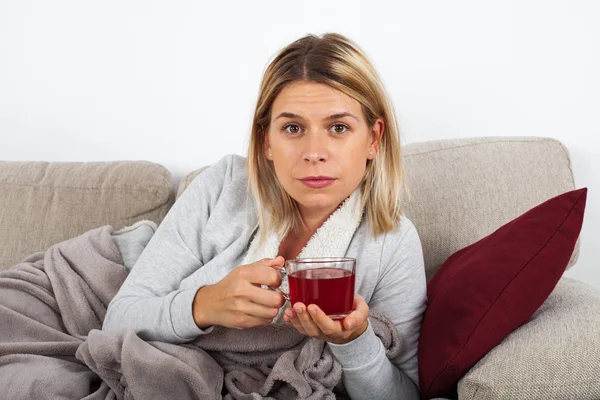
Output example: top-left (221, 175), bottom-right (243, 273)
top-left (274, 112), bottom-right (359, 122)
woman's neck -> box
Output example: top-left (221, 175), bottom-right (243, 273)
top-left (277, 207), bottom-right (334, 260)
top-left (298, 204), bottom-right (339, 236)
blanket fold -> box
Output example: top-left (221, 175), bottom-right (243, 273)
top-left (0, 225), bottom-right (400, 399)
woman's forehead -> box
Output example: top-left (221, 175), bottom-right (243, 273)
top-left (271, 82), bottom-right (362, 121)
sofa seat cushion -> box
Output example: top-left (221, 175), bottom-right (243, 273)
top-left (458, 277), bottom-right (600, 400)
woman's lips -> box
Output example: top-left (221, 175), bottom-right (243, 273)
top-left (299, 177), bottom-right (337, 188)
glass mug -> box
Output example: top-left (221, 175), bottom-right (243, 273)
top-left (268, 257), bottom-right (356, 320)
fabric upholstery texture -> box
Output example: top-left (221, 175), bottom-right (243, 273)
top-left (458, 277), bottom-right (600, 400)
top-left (0, 161), bottom-right (174, 269)
top-left (418, 188), bottom-right (587, 399)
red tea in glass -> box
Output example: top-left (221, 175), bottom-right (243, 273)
top-left (282, 258), bottom-right (356, 319)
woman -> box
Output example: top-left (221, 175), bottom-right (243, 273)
top-left (103, 33), bottom-right (427, 399)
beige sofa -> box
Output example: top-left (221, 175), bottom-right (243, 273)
top-left (1, 136), bottom-right (598, 399)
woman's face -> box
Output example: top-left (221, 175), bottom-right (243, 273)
top-left (265, 81), bottom-right (383, 220)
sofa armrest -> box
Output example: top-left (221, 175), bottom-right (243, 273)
top-left (457, 277), bottom-right (600, 400)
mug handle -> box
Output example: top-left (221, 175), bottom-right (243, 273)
top-left (267, 267), bottom-right (289, 301)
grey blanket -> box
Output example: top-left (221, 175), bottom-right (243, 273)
top-left (0, 226), bottom-right (402, 400)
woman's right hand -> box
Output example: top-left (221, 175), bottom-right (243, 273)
top-left (192, 256), bottom-right (286, 330)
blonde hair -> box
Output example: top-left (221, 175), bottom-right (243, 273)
top-left (247, 33), bottom-right (408, 241)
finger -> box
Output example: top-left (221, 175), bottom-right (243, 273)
top-left (264, 256), bottom-right (285, 285)
top-left (262, 256), bottom-right (285, 267)
top-left (293, 302), bottom-right (322, 337)
top-left (237, 300), bottom-right (281, 320)
top-left (307, 304), bottom-right (342, 336)
top-left (283, 308), bottom-right (306, 335)
top-left (231, 313), bottom-right (274, 329)
top-left (245, 284), bottom-right (286, 308)
top-left (343, 294), bottom-right (369, 330)
top-left (246, 262), bottom-right (284, 288)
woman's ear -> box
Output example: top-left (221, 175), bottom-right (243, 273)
top-left (368, 118), bottom-right (384, 159)
top-left (263, 129), bottom-right (272, 160)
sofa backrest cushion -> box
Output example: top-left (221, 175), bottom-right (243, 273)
top-left (402, 136), bottom-right (578, 280)
top-left (0, 161), bottom-right (174, 270)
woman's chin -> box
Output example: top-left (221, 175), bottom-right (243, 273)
top-left (295, 194), bottom-right (342, 214)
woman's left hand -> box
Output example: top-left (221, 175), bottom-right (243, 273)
top-left (283, 294), bottom-right (369, 344)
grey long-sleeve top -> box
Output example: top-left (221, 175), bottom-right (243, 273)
top-left (103, 154), bottom-right (427, 400)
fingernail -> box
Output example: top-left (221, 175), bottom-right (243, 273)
top-left (294, 306), bottom-right (302, 314)
top-left (347, 319), bottom-right (354, 329)
top-left (308, 308), bottom-right (316, 316)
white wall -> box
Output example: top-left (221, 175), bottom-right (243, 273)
top-left (1, 1), bottom-right (598, 288)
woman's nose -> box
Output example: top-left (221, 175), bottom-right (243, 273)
top-left (302, 134), bottom-right (329, 164)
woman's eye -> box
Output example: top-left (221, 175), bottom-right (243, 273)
top-left (283, 124), bottom-right (302, 135)
top-left (331, 124), bottom-right (349, 134)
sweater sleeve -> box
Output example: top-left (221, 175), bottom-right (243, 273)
top-left (102, 154), bottom-right (241, 343)
top-left (328, 217), bottom-right (427, 399)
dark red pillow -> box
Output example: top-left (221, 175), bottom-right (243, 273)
top-left (418, 188), bottom-right (587, 399)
